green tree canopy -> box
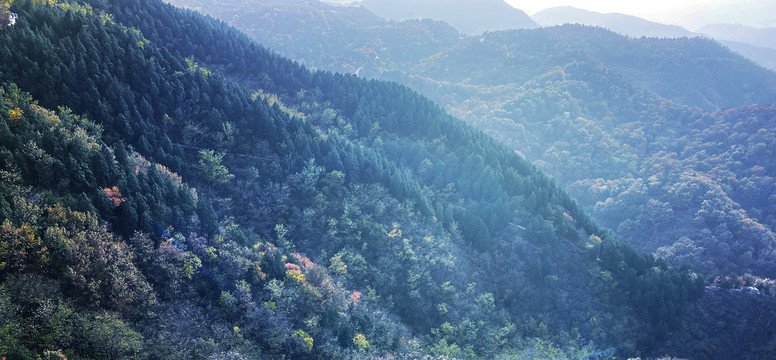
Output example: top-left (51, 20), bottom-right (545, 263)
top-left (197, 149), bottom-right (234, 185)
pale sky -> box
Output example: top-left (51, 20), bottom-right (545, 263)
top-left (505, 0), bottom-right (775, 30)
top-left (323, 0), bottom-right (775, 30)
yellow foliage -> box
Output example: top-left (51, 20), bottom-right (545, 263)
top-left (386, 223), bottom-right (402, 238)
top-left (251, 261), bottom-right (266, 282)
top-left (252, 90), bottom-right (307, 119)
top-left (206, 246), bottom-right (218, 260)
top-left (293, 329), bottom-right (314, 351)
top-left (8, 107), bottom-right (22, 121)
top-left (184, 57), bottom-right (211, 78)
top-left (587, 234), bottom-right (602, 248)
top-left (99, 12), bottom-right (114, 25)
top-left (182, 251), bottom-right (202, 279)
top-left (54, 1), bottom-right (93, 16)
top-left (31, 103), bottom-right (60, 125)
top-left (32, 0), bottom-right (58, 6)
top-left (353, 333), bottom-right (370, 351)
top-left (286, 269), bottom-right (306, 283)
top-left (46, 203), bottom-right (69, 224)
top-left (0, 220), bottom-right (49, 271)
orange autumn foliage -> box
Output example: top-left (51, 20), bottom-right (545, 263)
top-left (292, 253), bottom-right (314, 267)
top-left (103, 186), bottom-right (125, 207)
top-left (350, 290), bottom-right (361, 304)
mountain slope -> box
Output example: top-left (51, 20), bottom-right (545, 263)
top-left (155, 0), bottom-right (776, 306)
top-left (0, 0), bottom-right (708, 358)
top-left (417, 26), bottom-right (776, 110)
top-left (167, 0), bottom-right (462, 76)
top-left (360, 0), bottom-right (537, 34)
top-left (533, 6), bottom-right (696, 38)
top-left (168, 0), bottom-right (776, 112)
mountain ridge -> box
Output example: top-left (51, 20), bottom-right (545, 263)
top-left (533, 6), bottom-right (696, 39)
top-left (697, 23), bottom-right (776, 50)
top-left (359, 0), bottom-right (537, 34)
top-left (531, 7), bottom-right (776, 69)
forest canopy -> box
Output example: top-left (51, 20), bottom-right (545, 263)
top-left (0, 0), bottom-right (758, 359)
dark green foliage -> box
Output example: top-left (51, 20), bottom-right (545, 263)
top-left (595, 239), bottom-right (705, 341)
top-left (655, 285), bottom-right (776, 359)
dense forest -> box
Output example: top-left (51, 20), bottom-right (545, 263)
top-left (168, 0), bottom-right (776, 111)
top-left (167, 0), bottom-right (776, 301)
top-left (0, 0), bottom-right (773, 359)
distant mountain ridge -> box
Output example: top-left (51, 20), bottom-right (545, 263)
top-left (698, 23), bottom-right (776, 50)
top-left (697, 24), bottom-right (776, 69)
top-left (717, 39), bottom-right (776, 70)
top-left (533, 6), bottom-right (695, 38)
top-left (358, 0), bottom-right (537, 34)
top-left (532, 7), bottom-right (776, 69)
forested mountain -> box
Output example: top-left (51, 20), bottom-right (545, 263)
top-left (532, 6), bottom-right (696, 38)
top-left (359, 0), bottom-right (537, 34)
top-left (168, 0), bottom-right (776, 112)
top-left (0, 0), bottom-right (727, 358)
top-left (410, 27), bottom-right (776, 111)
top-left (696, 24), bottom-right (776, 70)
top-left (166, 0), bottom-right (776, 298)
top-left (165, 0), bottom-right (462, 77)
top-left (531, 8), bottom-right (776, 70)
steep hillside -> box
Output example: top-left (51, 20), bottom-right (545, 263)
top-left (0, 0), bottom-right (711, 358)
top-left (657, 284), bottom-right (776, 359)
top-left (533, 6), bottom-right (696, 38)
top-left (567, 104), bottom-right (776, 275)
top-left (165, 0), bottom-right (776, 289)
top-left (359, 0), bottom-right (537, 34)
